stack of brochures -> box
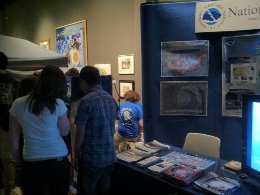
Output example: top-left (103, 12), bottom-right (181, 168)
top-left (193, 172), bottom-right (240, 194)
top-left (136, 156), bottom-right (162, 168)
top-left (116, 147), bottom-right (150, 163)
top-left (147, 160), bottom-right (173, 174)
top-left (161, 151), bottom-right (215, 170)
top-left (163, 163), bottom-right (205, 186)
top-left (116, 140), bottom-right (170, 164)
top-left (145, 150), bottom-right (217, 185)
top-left (140, 140), bottom-right (171, 152)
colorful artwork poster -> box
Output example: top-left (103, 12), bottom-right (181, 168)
top-left (160, 81), bottom-right (208, 116)
top-left (161, 40), bottom-right (209, 77)
top-left (56, 20), bottom-right (87, 69)
top-left (222, 34), bottom-right (260, 117)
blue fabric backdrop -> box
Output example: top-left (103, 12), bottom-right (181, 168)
top-left (140, 1), bottom-right (259, 161)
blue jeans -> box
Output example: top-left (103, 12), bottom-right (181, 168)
top-left (22, 157), bottom-right (70, 195)
top-left (77, 161), bottom-right (114, 195)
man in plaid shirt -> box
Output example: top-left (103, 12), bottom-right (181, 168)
top-left (74, 66), bottom-right (117, 195)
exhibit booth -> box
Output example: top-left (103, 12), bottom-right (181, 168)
top-left (140, 0), bottom-right (260, 161)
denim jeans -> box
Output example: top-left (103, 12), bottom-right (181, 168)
top-left (77, 161), bottom-right (114, 195)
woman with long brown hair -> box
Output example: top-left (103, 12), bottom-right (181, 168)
top-left (9, 65), bottom-right (70, 195)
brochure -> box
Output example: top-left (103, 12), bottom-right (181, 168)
top-left (193, 172), bottom-right (240, 195)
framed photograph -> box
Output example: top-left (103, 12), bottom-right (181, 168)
top-left (56, 20), bottom-right (87, 69)
top-left (94, 64), bottom-right (111, 75)
top-left (161, 40), bottom-right (209, 77)
top-left (160, 81), bottom-right (208, 116)
top-left (118, 54), bottom-right (134, 74)
top-left (222, 34), bottom-right (260, 117)
top-left (119, 80), bottom-right (135, 99)
top-left (39, 38), bottom-right (50, 50)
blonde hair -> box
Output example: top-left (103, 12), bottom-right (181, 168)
top-left (124, 90), bottom-right (140, 103)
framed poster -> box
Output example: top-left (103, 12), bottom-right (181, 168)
top-left (222, 34), bottom-right (260, 117)
top-left (94, 64), bottom-right (111, 75)
top-left (119, 80), bottom-right (135, 99)
top-left (160, 81), bottom-right (208, 116)
top-left (118, 54), bottom-right (134, 74)
top-left (39, 38), bottom-right (50, 50)
top-left (161, 40), bottom-right (209, 77)
top-left (56, 20), bottom-right (87, 69)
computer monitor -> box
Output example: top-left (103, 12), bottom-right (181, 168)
top-left (242, 94), bottom-right (260, 182)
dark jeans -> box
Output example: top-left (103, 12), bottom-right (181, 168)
top-left (77, 161), bottom-right (114, 195)
top-left (22, 157), bottom-right (70, 195)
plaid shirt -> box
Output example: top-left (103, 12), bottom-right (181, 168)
top-left (75, 85), bottom-right (118, 168)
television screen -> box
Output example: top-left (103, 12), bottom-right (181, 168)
top-left (242, 94), bottom-right (260, 182)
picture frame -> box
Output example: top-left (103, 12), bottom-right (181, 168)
top-left (118, 54), bottom-right (134, 74)
top-left (56, 20), bottom-right (88, 69)
top-left (160, 81), bottom-right (208, 116)
top-left (94, 64), bottom-right (111, 75)
top-left (161, 40), bottom-right (209, 77)
top-left (119, 80), bottom-right (135, 99)
top-left (39, 38), bottom-right (50, 50)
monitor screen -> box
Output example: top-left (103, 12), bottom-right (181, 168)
top-left (242, 94), bottom-right (260, 182)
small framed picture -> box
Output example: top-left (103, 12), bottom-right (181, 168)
top-left (39, 38), bottom-right (50, 50)
top-left (94, 64), bottom-right (111, 75)
top-left (118, 54), bottom-right (134, 74)
top-left (119, 80), bottom-right (135, 99)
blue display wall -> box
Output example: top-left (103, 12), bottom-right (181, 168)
top-left (140, 1), bottom-right (259, 161)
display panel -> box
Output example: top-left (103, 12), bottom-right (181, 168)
top-left (160, 81), bottom-right (208, 116)
top-left (242, 94), bottom-right (260, 182)
top-left (69, 76), bottom-right (112, 101)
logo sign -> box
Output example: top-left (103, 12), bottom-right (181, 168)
top-left (196, 0), bottom-right (260, 33)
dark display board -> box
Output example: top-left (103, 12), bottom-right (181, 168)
top-left (140, 1), bottom-right (260, 161)
top-left (68, 75), bottom-right (112, 101)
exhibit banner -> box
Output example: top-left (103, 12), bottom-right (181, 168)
top-left (195, 0), bottom-right (260, 33)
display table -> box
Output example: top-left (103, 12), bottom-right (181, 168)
top-left (110, 146), bottom-right (259, 195)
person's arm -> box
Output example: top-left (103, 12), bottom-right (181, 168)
top-left (9, 115), bottom-right (22, 163)
top-left (74, 126), bottom-right (85, 159)
top-left (138, 119), bottom-right (143, 135)
top-left (58, 112), bottom-right (70, 136)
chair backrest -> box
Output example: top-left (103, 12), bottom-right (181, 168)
top-left (183, 132), bottom-right (221, 158)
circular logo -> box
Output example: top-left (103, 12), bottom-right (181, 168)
top-left (202, 8), bottom-right (222, 25)
top-left (198, 4), bottom-right (226, 30)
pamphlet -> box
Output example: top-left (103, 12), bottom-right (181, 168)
top-left (116, 147), bottom-right (150, 163)
top-left (147, 161), bottom-right (173, 174)
top-left (136, 156), bottom-right (161, 168)
top-left (144, 140), bottom-right (171, 152)
top-left (193, 172), bottom-right (240, 194)
top-left (163, 164), bottom-right (205, 186)
top-left (161, 151), bottom-right (215, 170)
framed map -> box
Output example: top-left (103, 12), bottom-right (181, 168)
top-left (161, 40), bottom-right (209, 77)
top-left (160, 81), bottom-right (208, 116)
top-left (56, 20), bottom-right (87, 69)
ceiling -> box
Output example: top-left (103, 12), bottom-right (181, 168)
top-left (0, 0), bottom-right (17, 10)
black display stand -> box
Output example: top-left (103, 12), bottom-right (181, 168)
top-left (140, 1), bottom-right (260, 161)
